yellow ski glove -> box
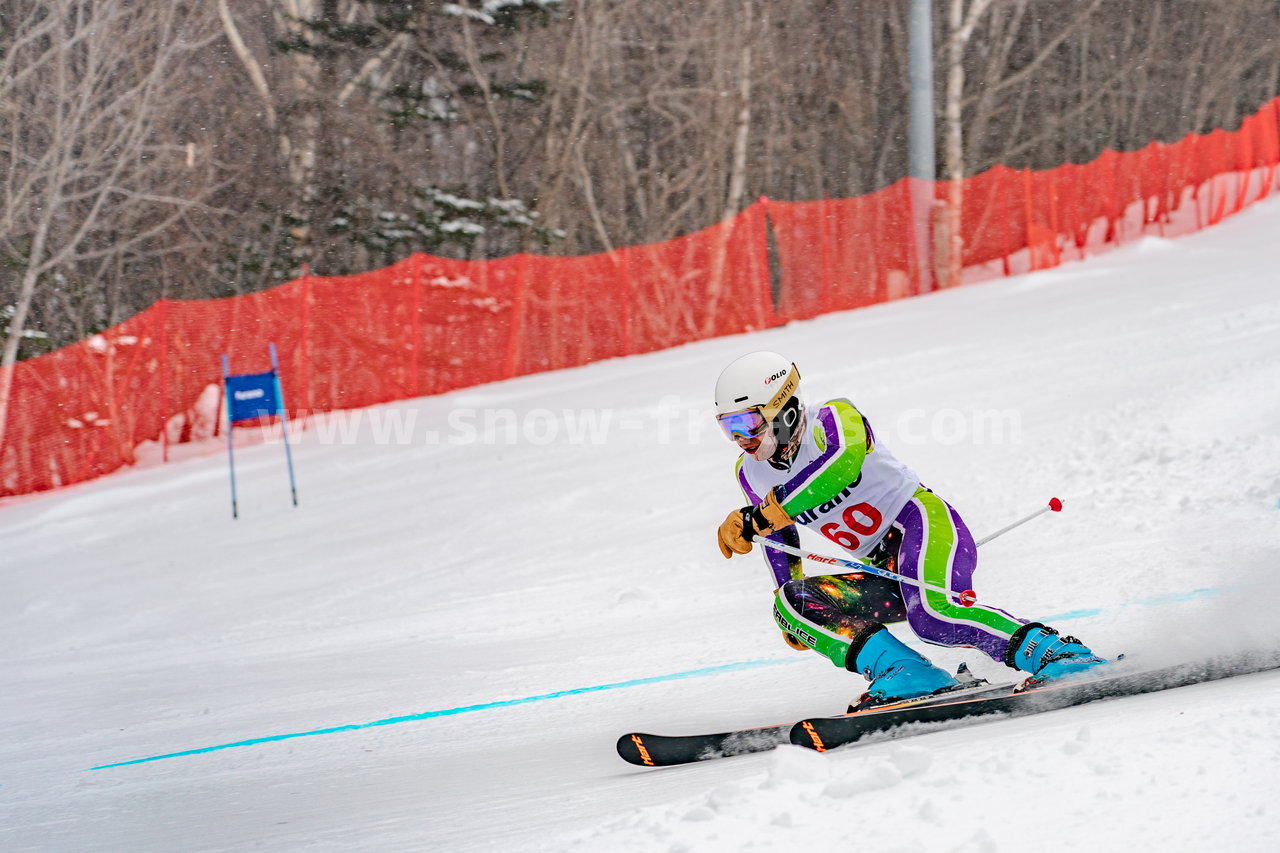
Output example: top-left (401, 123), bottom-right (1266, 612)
top-left (716, 489), bottom-right (794, 558)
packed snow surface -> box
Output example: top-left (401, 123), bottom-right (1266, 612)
top-left (4, 198), bottom-right (1280, 852)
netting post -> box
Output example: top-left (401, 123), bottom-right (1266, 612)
top-left (160, 299), bottom-right (169, 464)
top-left (1268, 98), bottom-right (1280, 196)
top-left (1261, 99), bottom-right (1279, 198)
top-left (618, 248), bottom-right (633, 357)
top-left (412, 254), bottom-right (422, 399)
top-left (300, 263), bottom-right (312, 428)
top-left (822, 194), bottom-right (836, 312)
top-left (1022, 167), bottom-right (1034, 270)
top-left (756, 197), bottom-right (774, 324)
top-left (1235, 117), bottom-right (1252, 214)
top-left (1048, 171), bottom-right (1061, 267)
top-left (1208, 135), bottom-right (1221, 226)
top-left (221, 353), bottom-right (238, 520)
top-left (1162, 141), bottom-right (1174, 236)
top-left (505, 253), bottom-right (528, 379)
top-left (1000, 171), bottom-right (1012, 276)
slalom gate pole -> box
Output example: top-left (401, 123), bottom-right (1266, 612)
top-left (974, 497), bottom-right (1063, 547)
top-left (270, 342), bottom-right (299, 508)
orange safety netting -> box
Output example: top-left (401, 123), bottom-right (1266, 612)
top-left (3, 98), bottom-right (1278, 498)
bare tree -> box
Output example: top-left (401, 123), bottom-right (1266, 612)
top-left (941, 0), bottom-right (992, 287)
top-left (216, 0), bottom-right (338, 269)
top-left (5, 0), bottom-right (1280, 361)
top-left (0, 0), bottom-right (219, 450)
top-left (702, 0), bottom-right (763, 333)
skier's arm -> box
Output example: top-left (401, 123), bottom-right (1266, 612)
top-left (773, 399), bottom-right (870, 517)
top-left (729, 457), bottom-right (803, 583)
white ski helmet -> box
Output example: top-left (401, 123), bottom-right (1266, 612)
top-left (714, 351), bottom-right (804, 462)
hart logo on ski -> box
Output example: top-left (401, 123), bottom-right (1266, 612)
top-left (629, 734), bottom-right (655, 766)
top-left (798, 721), bottom-right (826, 751)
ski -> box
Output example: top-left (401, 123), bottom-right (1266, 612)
top-left (790, 652), bottom-right (1280, 753)
top-left (616, 724), bottom-right (791, 767)
top-left (616, 678), bottom-right (1009, 768)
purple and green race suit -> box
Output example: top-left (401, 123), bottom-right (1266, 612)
top-left (735, 398), bottom-right (1028, 671)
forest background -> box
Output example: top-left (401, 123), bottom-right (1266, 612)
top-left (3, 0), bottom-right (1279, 362)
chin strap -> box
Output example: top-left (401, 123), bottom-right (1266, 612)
top-left (767, 405), bottom-right (806, 470)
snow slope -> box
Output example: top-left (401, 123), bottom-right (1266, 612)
top-left (3, 197), bottom-right (1280, 853)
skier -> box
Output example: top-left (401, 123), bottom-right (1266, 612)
top-left (714, 350), bottom-right (1107, 709)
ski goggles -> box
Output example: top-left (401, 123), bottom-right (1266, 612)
top-left (717, 408), bottom-right (768, 440)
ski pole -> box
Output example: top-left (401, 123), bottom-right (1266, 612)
top-left (754, 537), bottom-right (979, 607)
top-left (974, 497), bottom-right (1063, 547)
top-left (752, 497), bottom-right (1065, 608)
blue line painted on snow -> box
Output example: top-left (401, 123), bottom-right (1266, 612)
top-left (1133, 587), bottom-right (1230, 607)
top-left (88, 584), bottom-right (1234, 771)
top-left (1040, 606), bottom-right (1104, 621)
top-left (87, 657), bottom-right (794, 770)
top-left (1041, 585), bottom-right (1229, 623)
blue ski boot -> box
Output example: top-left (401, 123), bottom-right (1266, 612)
top-left (1006, 623), bottom-right (1107, 683)
top-left (849, 628), bottom-right (959, 710)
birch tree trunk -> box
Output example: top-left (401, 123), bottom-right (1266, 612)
top-left (703, 0), bottom-right (757, 335)
top-left (943, 0), bottom-right (992, 287)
